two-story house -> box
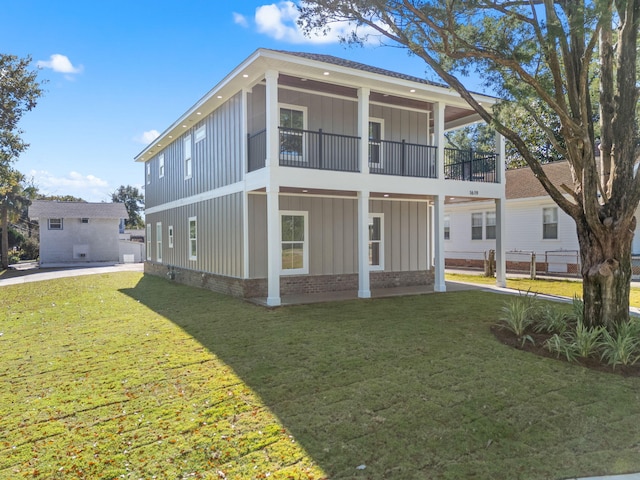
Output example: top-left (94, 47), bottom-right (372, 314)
top-left (136, 49), bottom-right (507, 306)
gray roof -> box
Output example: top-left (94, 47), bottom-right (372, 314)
top-left (28, 200), bottom-right (128, 220)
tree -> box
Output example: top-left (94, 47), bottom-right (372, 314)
top-left (111, 185), bottom-right (144, 229)
top-left (0, 167), bottom-right (31, 268)
top-left (299, 0), bottom-right (639, 329)
top-left (36, 194), bottom-right (86, 202)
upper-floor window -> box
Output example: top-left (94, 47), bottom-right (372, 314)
top-left (159, 154), bottom-right (164, 178)
top-left (195, 125), bottom-right (206, 143)
top-left (471, 213), bottom-right (483, 240)
top-left (543, 207), bottom-right (558, 239)
top-left (485, 212), bottom-right (496, 240)
top-left (81, 218), bottom-right (89, 224)
top-left (146, 162), bottom-right (151, 185)
top-left (444, 215), bottom-right (450, 240)
top-left (184, 135), bottom-right (192, 179)
top-left (368, 213), bottom-right (384, 270)
top-left (279, 105), bottom-right (306, 162)
top-left (48, 218), bottom-right (63, 230)
top-left (368, 119), bottom-right (384, 169)
top-left (280, 211), bottom-right (308, 275)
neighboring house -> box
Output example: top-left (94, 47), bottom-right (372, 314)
top-left (135, 48), bottom-right (507, 305)
top-left (28, 200), bottom-right (130, 267)
top-left (445, 161), bottom-right (640, 274)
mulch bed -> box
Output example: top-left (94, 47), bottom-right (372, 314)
top-left (490, 324), bottom-right (640, 378)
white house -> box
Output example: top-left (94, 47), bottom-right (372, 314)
top-left (135, 49), bottom-right (508, 305)
top-left (28, 200), bottom-right (129, 267)
top-left (445, 160), bottom-right (640, 274)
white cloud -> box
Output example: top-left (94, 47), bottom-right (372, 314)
top-left (233, 12), bottom-right (249, 27)
top-left (134, 129), bottom-right (160, 144)
top-left (254, 1), bottom-right (382, 45)
top-left (37, 54), bottom-right (83, 75)
top-left (29, 170), bottom-right (112, 202)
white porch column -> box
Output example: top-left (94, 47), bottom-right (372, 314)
top-left (265, 70), bottom-right (279, 169)
top-left (433, 102), bottom-right (446, 179)
top-left (433, 194), bottom-right (446, 292)
top-left (241, 87), bottom-right (250, 279)
top-left (358, 190), bottom-right (371, 298)
top-left (495, 130), bottom-right (507, 287)
top-left (266, 185), bottom-right (281, 306)
top-left (357, 87), bottom-right (370, 175)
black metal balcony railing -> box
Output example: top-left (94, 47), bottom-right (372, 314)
top-left (247, 128), bottom-right (498, 183)
top-left (444, 148), bottom-right (498, 183)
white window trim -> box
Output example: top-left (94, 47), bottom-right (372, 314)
top-left (543, 206), bottom-right (559, 240)
top-left (471, 212), bottom-right (483, 240)
top-left (146, 223), bottom-right (152, 261)
top-left (168, 225), bottom-right (174, 248)
top-left (279, 103), bottom-right (308, 163)
top-left (188, 216), bottom-right (197, 261)
top-left (48, 218), bottom-right (63, 230)
top-left (146, 162), bottom-right (151, 185)
top-left (195, 125), bottom-right (206, 143)
top-left (159, 154), bottom-right (165, 179)
top-left (485, 211), bottom-right (496, 240)
top-left (156, 222), bottom-right (162, 262)
top-left (368, 117), bottom-right (385, 169)
top-left (444, 214), bottom-right (450, 240)
top-left (184, 135), bottom-right (192, 180)
top-left (280, 210), bottom-right (309, 275)
top-left (368, 213), bottom-right (384, 271)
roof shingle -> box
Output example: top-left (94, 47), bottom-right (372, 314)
top-left (28, 200), bottom-right (128, 220)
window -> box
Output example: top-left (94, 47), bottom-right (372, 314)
top-left (195, 125), bottom-right (206, 143)
top-left (444, 215), bottom-right (450, 240)
top-left (368, 119), bottom-right (384, 169)
top-left (279, 105), bottom-right (306, 162)
top-left (188, 217), bottom-right (197, 260)
top-left (543, 207), bottom-right (558, 239)
top-left (485, 212), bottom-right (496, 240)
top-left (48, 218), bottom-right (63, 230)
top-left (146, 162), bottom-right (151, 185)
top-left (81, 218), bottom-right (89, 224)
top-left (280, 211), bottom-right (308, 274)
top-left (159, 154), bottom-right (164, 178)
top-left (156, 222), bottom-right (162, 262)
top-left (184, 135), bottom-right (192, 179)
top-left (471, 213), bottom-right (483, 240)
top-left (168, 225), bottom-right (174, 248)
top-left (146, 223), bottom-right (152, 260)
top-left (368, 214), bottom-right (384, 270)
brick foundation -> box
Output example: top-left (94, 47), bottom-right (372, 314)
top-left (144, 262), bottom-right (434, 299)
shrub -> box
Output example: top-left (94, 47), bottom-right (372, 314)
top-left (568, 294), bottom-right (584, 323)
top-left (599, 322), bottom-right (640, 369)
top-left (533, 303), bottom-right (569, 335)
top-left (545, 333), bottom-right (578, 362)
top-left (499, 295), bottom-right (535, 344)
top-left (568, 318), bottom-right (604, 358)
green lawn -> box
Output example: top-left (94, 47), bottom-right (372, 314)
top-left (2, 273), bottom-right (640, 479)
top-left (446, 272), bottom-right (640, 307)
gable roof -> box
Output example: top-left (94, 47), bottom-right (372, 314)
top-left (28, 200), bottom-right (128, 220)
top-left (505, 161), bottom-right (574, 200)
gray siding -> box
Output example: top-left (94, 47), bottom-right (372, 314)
top-left (145, 92), bottom-right (244, 209)
top-left (369, 104), bottom-right (430, 144)
top-left (145, 192), bottom-right (243, 277)
top-left (248, 194), bottom-right (430, 278)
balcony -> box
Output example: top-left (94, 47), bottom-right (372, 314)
top-left (247, 128), bottom-right (498, 183)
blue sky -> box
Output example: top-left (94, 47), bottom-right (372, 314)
top-left (3, 1), bottom-right (449, 202)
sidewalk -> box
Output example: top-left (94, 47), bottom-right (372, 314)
top-left (0, 262), bottom-right (143, 286)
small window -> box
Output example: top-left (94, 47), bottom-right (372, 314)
top-left (146, 224), bottom-right (152, 261)
top-left (168, 225), bottom-right (174, 248)
top-left (485, 212), bottom-right (496, 240)
top-left (471, 213), bottom-right (483, 240)
top-left (280, 211), bottom-right (308, 274)
top-left (279, 105), bottom-right (306, 162)
top-left (195, 125), bottom-right (206, 143)
top-left (146, 162), bottom-right (151, 185)
top-left (368, 214), bottom-right (384, 270)
top-left (156, 222), bottom-right (162, 262)
top-left (48, 218), bottom-right (63, 230)
top-left (159, 154), bottom-right (164, 178)
top-left (543, 207), bottom-right (558, 239)
top-left (444, 215), bottom-right (450, 240)
top-left (188, 217), bottom-right (197, 260)
top-left (184, 135), bottom-right (192, 179)
top-left (81, 218), bottom-right (89, 224)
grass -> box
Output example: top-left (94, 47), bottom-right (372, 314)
top-left (2, 273), bottom-right (640, 479)
top-left (446, 272), bottom-right (640, 307)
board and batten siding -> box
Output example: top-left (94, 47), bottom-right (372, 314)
top-left (145, 192), bottom-right (243, 278)
top-left (248, 194), bottom-right (430, 278)
top-left (145, 92), bottom-right (244, 209)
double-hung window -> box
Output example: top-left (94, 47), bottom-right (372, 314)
top-left (280, 211), bottom-right (308, 274)
top-left (168, 225), bottom-right (174, 248)
top-left (184, 135), bottom-right (192, 179)
top-left (146, 162), bottom-right (151, 185)
top-left (159, 154), bottom-right (164, 178)
top-left (188, 217), bottom-right (197, 260)
top-left (543, 207), bottom-right (558, 239)
top-left (471, 213), bottom-right (483, 240)
top-left (485, 212), bottom-right (496, 240)
top-left (279, 105), bottom-right (306, 163)
top-left (146, 223), bottom-right (152, 261)
top-left (48, 218), bottom-right (63, 230)
top-left (156, 222), bottom-right (162, 262)
top-left (368, 214), bottom-right (384, 270)
top-left (444, 215), bottom-right (450, 240)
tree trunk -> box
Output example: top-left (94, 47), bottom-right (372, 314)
top-left (1, 204), bottom-right (8, 270)
top-left (576, 215), bottom-right (635, 329)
